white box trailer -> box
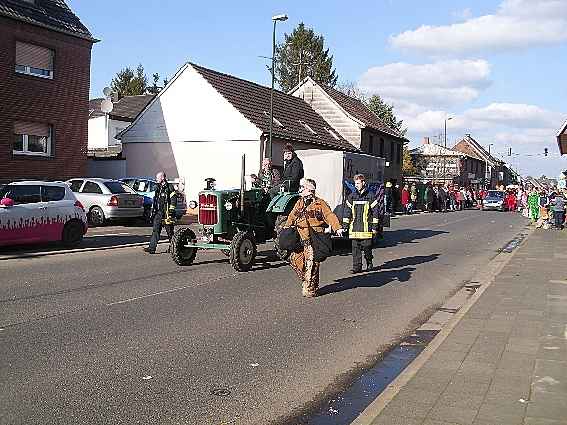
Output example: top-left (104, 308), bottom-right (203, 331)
top-left (296, 149), bottom-right (386, 221)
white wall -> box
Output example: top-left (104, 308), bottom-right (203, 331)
top-left (123, 140), bottom-right (261, 203)
top-left (87, 116), bottom-right (107, 149)
top-left (88, 116), bottom-right (130, 149)
top-left (121, 63), bottom-right (265, 202)
top-left (292, 80), bottom-right (362, 148)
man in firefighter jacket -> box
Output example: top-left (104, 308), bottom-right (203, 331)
top-left (342, 174), bottom-right (380, 273)
top-left (144, 171), bottom-right (177, 254)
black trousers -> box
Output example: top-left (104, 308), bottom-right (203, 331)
top-left (148, 211), bottom-right (174, 252)
top-left (352, 238), bottom-right (373, 270)
top-left (554, 211), bottom-right (565, 229)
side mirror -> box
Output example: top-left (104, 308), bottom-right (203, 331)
top-left (0, 197), bottom-right (14, 207)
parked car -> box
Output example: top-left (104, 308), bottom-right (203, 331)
top-left (120, 177), bottom-right (186, 223)
top-left (66, 178), bottom-right (144, 226)
top-left (0, 181), bottom-right (88, 247)
top-left (483, 190), bottom-right (506, 211)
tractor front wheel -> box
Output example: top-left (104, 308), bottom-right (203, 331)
top-left (171, 227), bottom-right (197, 266)
top-left (229, 231), bottom-right (257, 272)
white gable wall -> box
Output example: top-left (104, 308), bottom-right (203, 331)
top-left (292, 80), bottom-right (362, 148)
top-left (121, 64), bottom-right (263, 205)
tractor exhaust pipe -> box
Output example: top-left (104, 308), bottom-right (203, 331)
top-left (240, 154), bottom-right (245, 214)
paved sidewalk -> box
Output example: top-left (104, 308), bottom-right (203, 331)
top-left (361, 228), bottom-right (567, 425)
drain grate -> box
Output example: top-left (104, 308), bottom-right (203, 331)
top-left (210, 388), bottom-right (231, 397)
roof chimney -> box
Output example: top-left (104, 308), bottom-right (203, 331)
top-left (423, 137), bottom-right (430, 145)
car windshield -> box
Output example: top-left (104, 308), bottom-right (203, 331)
top-left (487, 191), bottom-right (504, 199)
top-left (104, 181), bottom-right (135, 194)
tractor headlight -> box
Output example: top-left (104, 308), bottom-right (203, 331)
top-left (188, 200), bottom-right (198, 209)
top-left (225, 201), bottom-right (233, 211)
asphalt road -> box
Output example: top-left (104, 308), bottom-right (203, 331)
top-left (0, 210), bottom-right (529, 425)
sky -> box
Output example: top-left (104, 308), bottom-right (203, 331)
top-left (68, 0), bottom-right (567, 179)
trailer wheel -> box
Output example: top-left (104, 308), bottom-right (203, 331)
top-left (229, 231), bottom-right (257, 272)
top-left (274, 215), bottom-right (291, 261)
top-left (171, 227), bottom-right (197, 266)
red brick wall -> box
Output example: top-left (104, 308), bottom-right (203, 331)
top-left (0, 16), bottom-right (93, 182)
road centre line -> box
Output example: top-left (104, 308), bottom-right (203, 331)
top-left (106, 272), bottom-right (238, 306)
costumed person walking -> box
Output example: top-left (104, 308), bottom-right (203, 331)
top-left (410, 184), bottom-right (417, 214)
top-left (145, 171), bottom-right (177, 254)
top-left (552, 192), bottom-right (566, 229)
top-left (528, 189), bottom-right (540, 221)
top-left (401, 184), bottom-right (410, 214)
top-left (343, 174), bottom-right (380, 273)
top-left (285, 179), bottom-right (343, 298)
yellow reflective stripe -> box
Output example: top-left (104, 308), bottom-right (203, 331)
top-left (349, 203), bottom-right (355, 233)
top-left (346, 200), bottom-right (353, 208)
top-left (350, 231), bottom-right (373, 239)
top-left (363, 202), bottom-right (369, 233)
top-left (371, 200), bottom-right (378, 208)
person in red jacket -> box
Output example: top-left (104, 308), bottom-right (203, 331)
top-left (507, 190), bottom-right (517, 212)
top-left (401, 184), bottom-right (410, 214)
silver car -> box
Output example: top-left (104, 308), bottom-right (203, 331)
top-left (66, 178), bottom-right (144, 226)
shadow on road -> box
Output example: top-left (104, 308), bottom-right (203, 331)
top-left (318, 267), bottom-right (416, 296)
top-left (379, 229), bottom-right (448, 248)
top-left (318, 252), bottom-right (440, 296)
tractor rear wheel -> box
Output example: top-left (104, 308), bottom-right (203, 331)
top-left (274, 215), bottom-right (291, 261)
top-left (229, 231), bottom-right (257, 272)
top-left (171, 227), bottom-right (197, 266)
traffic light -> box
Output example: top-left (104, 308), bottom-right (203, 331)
top-left (544, 148), bottom-right (548, 157)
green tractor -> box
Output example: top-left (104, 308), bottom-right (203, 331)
top-left (170, 155), bottom-right (299, 271)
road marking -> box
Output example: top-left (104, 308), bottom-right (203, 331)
top-left (86, 233), bottom-right (134, 238)
top-left (549, 280), bottom-right (567, 285)
top-left (106, 286), bottom-right (193, 305)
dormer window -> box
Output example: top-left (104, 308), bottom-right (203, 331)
top-left (325, 127), bottom-right (340, 140)
top-left (263, 111), bottom-right (284, 128)
top-left (299, 120), bottom-right (317, 135)
top-left (15, 42), bottom-right (54, 79)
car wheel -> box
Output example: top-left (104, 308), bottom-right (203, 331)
top-left (89, 206), bottom-right (106, 226)
top-left (229, 231), bottom-right (257, 272)
top-left (171, 227), bottom-right (197, 266)
top-left (62, 220), bottom-right (84, 247)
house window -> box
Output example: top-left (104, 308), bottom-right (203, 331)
top-left (15, 42), bottom-right (54, 79)
top-left (390, 141), bottom-right (394, 161)
top-left (396, 143), bottom-right (401, 164)
top-left (380, 138), bottom-right (385, 156)
top-left (262, 111), bottom-right (284, 128)
top-left (299, 120), bottom-right (317, 135)
top-left (13, 121), bottom-right (52, 156)
top-left (368, 135), bottom-right (374, 154)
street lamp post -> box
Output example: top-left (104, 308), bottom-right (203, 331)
top-left (266, 13), bottom-right (288, 161)
top-left (442, 117), bottom-right (452, 184)
top-left (485, 143), bottom-right (494, 189)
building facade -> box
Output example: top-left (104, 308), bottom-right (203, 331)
top-left (0, 0), bottom-right (96, 182)
top-left (290, 78), bottom-right (406, 184)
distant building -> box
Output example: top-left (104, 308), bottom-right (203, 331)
top-left (557, 119), bottom-right (567, 155)
top-left (409, 137), bottom-right (485, 187)
top-left (290, 77), bottom-right (407, 184)
top-left (88, 95), bottom-right (154, 157)
top-left (0, 0), bottom-right (97, 182)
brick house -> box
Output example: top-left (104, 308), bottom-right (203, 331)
top-left (0, 0), bottom-right (96, 182)
top-left (290, 77), bottom-right (406, 184)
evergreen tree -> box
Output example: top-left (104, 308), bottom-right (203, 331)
top-left (366, 95), bottom-right (407, 137)
top-left (110, 64), bottom-right (148, 98)
top-left (275, 23), bottom-right (338, 92)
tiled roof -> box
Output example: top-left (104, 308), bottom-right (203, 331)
top-left (0, 0), bottom-right (95, 41)
top-left (191, 63), bottom-right (358, 152)
top-left (89, 95), bottom-right (155, 121)
top-left (318, 84), bottom-right (403, 139)
top-left (454, 135), bottom-right (499, 165)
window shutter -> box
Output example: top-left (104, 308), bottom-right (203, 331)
top-left (16, 42), bottom-right (53, 70)
top-left (14, 121), bottom-right (50, 137)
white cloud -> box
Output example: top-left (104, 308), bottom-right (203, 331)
top-left (358, 59), bottom-right (491, 108)
top-left (452, 8), bottom-right (472, 21)
top-left (464, 103), bottom-right (562, 128)
top-left (390, 0), bottom-right (567, 55)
